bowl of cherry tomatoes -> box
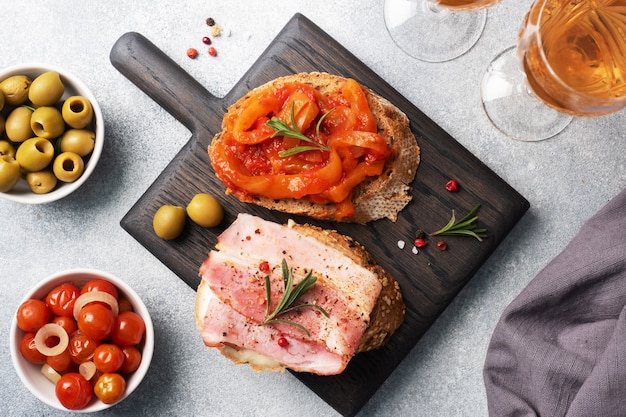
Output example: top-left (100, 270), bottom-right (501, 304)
top-left (10, 269), bottom-right (154, 412)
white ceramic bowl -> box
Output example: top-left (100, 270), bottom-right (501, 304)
top-left (0, 64), bottom-right (104, 204)
top-left (10, 269), bottom-right (154, 412)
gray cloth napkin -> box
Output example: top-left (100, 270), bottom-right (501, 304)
top-left (484, 187), bottom-right (626, 417)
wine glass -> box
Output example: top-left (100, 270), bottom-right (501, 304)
top-left (481, 0), bottom-right (626, 141)
top-left (384, 0), bottom-right (502, 63)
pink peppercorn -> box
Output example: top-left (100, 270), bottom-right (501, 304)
top-left (445, 179), bottom-right (459, 192)
top-left (414, 238), bottom-right (427, 248)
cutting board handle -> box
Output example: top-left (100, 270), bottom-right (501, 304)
top-left (109, 32), bottom-right (218, 133)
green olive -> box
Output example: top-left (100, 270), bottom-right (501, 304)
top-left (5, 106), bottom-right (34, 142)
top-left (52, 152), bottom-right (84, 182)
top-left (0, 154), bottom-right (21, 192)
top-left (59, 129), bottom-right (95, 157)
top-left (31, 106), bottom-right (65, 139)
top-left (186, 193), bottom-right (224, 227)
top-left (26, 170), bottom-right (57, 194)
top-left (15, 137), bottom-right (55, 172)
top-left (0, 75), bottom-right (31, 106)
top-left (0, 140), bottom-right (16, 158)
top-left (62, 96), bottom-right (93, 129)
top-left (29, 71), bottom-right (65, 107)
top-left (153, 204), bottom-right (186, 240)
top-left (0, 88), bottom-right (4, 111)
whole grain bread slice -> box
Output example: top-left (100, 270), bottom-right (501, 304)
top-left (209, 72), bottom-right (420, 223)
top-left (195, 217), bottom-right (405, 372)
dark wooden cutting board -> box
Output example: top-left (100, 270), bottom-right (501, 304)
top-left (110, 14), bottom-right (529, 417)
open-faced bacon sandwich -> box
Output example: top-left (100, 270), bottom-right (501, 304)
top-left (194, 213), bottom-right (405, 375)
top-left (209, 72), bottom-right (420, 223)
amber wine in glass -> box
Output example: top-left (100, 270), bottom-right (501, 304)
top-left (481, 0), bottom-right (626, 141)
top-left (384, 0), bottom-right (501, 62)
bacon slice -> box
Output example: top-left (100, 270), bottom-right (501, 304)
top-left (195, 213), bottom-right (383, 375)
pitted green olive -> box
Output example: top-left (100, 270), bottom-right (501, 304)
top-left (0, 75), bottom-right (31, 106)
top-left (5, 106), bottom-right (34, 143)
top-left (15, 137), bottom-right (55, 172)
top-left (62, 96), bottom-right (93, 129)
top-left (59, 129), bottom-right (95, 157)
top-left (53, 152), bottom-right (84, 182)
top-left (0, 155), bottom-right (21, 192)
top-left (0, 140), bottom-right (16, 158)
top-left (26, 170), bottom-right (57, 194)
top-left (153, 205), bottom-right (186, 240)
top-left (29, 71), bottom-right (65, 107)
top-left (187, 193), bottom-right (224, 227)
top-left (31, 106), bottom-right (65, 139)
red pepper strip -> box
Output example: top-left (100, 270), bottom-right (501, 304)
top-left (228, 96), bottom-right (282, 145)
top-left (326, 130), bottom-right (389, 160)
top-left (322, 160), bottom-right (385, 203)
top-left (340, 79), bottom-right (377, 132)
top-left (211, 143), bottom-right (343, 199)
top-left (273, 92), bottom-right (320, 133)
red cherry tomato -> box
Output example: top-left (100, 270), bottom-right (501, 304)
top-left (81, 279), bottom-right (119, 300)
top-left (16, 299), bottom-right (51, 332)
top-left (55, 372), bottom-right (93, 410)
top-left (52, 316), bottom-right (78, 336)
top-left (111, 311), bottom-right (146, 346)
top-left (118, 297), bottom-right (133, 313)
top-left (93, 344), bottom-right (125, 373)
top-left (46, 282), bottom-right (80, 317)
top-left (68, 331), bottom-right (99, 364)
top-left (94, 373), bottom-right (126, 404)
top-left (47, 348), bottom-right (73, 372)
top-left (19, 332), bottom-right (47, 364)
top-left (77, 303), bottom-right (115, 340)
top-left (119, 346), bottom-right (142, 374)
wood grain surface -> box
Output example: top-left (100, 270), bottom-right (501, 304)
top-left (110, 14), bottom-right (529, 417)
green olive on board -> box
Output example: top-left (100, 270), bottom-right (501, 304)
top-left (15, 137), bottom-right (55, 172)
top-left (58, 129), bottom-right (95, 157)
top-left (29, 71), bottom-right (65, 106)
top-left (0, 155), bottom-right (21, 192)
top-left (5, 106), bottom-right (34, 143)
top-left (26, 170), bottom-right (57, 194)
top-left (187, 193), bottom-right (224, 227)
top-left (62, 96), bottom-right (93, 129)
top-left (0, 75), bottom-right (31, 106)
top-left (31, 106), bottom-right (65, 139)
top-left (153, 205), bottom-right (186, 240)
top-left (53, 152), bottom-right (84, 182)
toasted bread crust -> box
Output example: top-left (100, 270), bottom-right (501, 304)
top-left (209, 72), bottom-right (420, 223)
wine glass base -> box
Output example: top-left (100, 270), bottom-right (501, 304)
top-left (481, 46), bottom-right (572, 142)
top-left (384, 0), bottom-right (487, 63)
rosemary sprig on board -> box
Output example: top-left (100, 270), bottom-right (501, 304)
top-left (431, 204), bottom-right (488, 241)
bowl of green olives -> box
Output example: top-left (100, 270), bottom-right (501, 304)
top-left (0, 64), bottom-right (104, 204)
